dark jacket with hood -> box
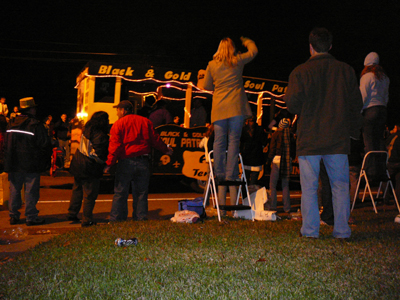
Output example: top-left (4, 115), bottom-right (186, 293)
top-left (69, 125), bottom-right (109, 179)
top-left (4, 113), bottom-right (52, 173)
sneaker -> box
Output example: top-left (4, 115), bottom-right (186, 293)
top-left (26, 218), bottom-right (45, 226)
top-left (10, 217), bottom-right (20, 225)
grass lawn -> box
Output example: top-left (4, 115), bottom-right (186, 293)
top-left (1, 207), bottom-right (400, 299)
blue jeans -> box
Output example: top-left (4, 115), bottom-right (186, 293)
top-left (299, 155), bottom-right (351, 238)
top-left (213, 115), bottom-right (245, 205)
top-left (8, 172), bottom-right (41, 222)
top-left (110, 157), bottom-right (150, 221)
top-left (267, 157), bottom-right (290, 212)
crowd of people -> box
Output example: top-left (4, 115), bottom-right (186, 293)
top-left (2, 27), bottom-right (399, 239)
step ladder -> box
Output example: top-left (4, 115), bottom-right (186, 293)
top-left (203, 150), bottom-right (254, 221)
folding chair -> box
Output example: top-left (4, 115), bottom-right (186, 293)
top-left (203, 150), bottom-right (253, 221)
top-left (351, 151), bottom-right (400, 213)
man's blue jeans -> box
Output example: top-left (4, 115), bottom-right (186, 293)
top-left (110, 157), bottom-right (150, 221)
top-left (213, 115), bottom-right (245, 205)
top-left (9, 172), bottom-right (41, 222)
top-left (299, 154), bottom-right (351, 238)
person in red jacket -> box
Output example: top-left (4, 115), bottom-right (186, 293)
top-left (104, 101), bottom-right (173, 221)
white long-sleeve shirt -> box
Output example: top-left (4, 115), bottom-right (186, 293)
top-left (360, 72), bottom-right (389, 111)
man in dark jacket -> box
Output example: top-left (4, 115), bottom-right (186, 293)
top-left (285, 28), bottom-right (363, 239)
top-left (5, 97), bottom-right (52, 225)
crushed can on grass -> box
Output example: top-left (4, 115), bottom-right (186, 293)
top-left (115, 237), bottom-right (138, 247)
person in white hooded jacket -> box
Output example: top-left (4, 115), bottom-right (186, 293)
top-left (360, 52), bottom-right (390, 152)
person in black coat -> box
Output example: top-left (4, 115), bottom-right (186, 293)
top-left (67, 111), bottom-right (109, 227)
top-left (240, 116), bottom-right (267, 185)
top-left (5, 97), bottom-right (52, 226)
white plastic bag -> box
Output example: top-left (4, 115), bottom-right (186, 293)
top-left (233, 187), bottom-right (277, 221)
top-left (254, 210), bottom-right (277, 221)
top-left (170, 210), bottom-right (200, 223)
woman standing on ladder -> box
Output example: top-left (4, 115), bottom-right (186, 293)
top-left (203, 36), bottom-right (257, 213)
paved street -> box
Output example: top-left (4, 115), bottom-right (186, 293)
top-left (0, 173), bottom-right (299, 260)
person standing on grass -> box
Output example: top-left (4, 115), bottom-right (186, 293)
top-left (203, 36), bottom-right (257, 211)
top-left (104, 101), bottom-right (173, 221)
top-left (360, 52), bottom-right (389, 152)
top-left (285, 27), bottom-right (363, 239)
top-left (266, 118), bottom-right (296, 213)
top-left (67, 111), bottom-right (109, 227)
top-left (5, 97), bottom-right (52, 226)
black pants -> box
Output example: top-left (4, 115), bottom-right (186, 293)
top-left (68, 177), bottom-right (100, 223)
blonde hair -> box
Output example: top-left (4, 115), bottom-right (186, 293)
top-left (213, 38), bottom-right (238, 67)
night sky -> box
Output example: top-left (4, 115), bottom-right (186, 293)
top-left (1, 1), bottom-right (399, 125)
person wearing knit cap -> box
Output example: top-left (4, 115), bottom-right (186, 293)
top-left (266, 118), bottom-right (296, 213)
top-left (360, 51), bottom-right (390, 152)
top-left (5, 97), bottom-right (52, 226)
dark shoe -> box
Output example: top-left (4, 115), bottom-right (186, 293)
top-left (81, 221), bottom-right (96, 227)
top-left (26, 218), bottom-right (45, 226)
top-left (10, 217), bottom-right (20, 225)
top-left (67, 215), bottom-right (80, 222)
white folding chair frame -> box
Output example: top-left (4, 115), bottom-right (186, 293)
top-left (351, 151), bottom-right (400, 213)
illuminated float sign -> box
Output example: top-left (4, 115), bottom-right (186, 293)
top-left (86, 62), bottom-right (194, 82)
top-left (152, 125), bottom-right (208, 180)
top-left (243, 76), bottom-right (287, 94)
